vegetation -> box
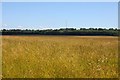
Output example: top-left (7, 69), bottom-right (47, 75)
top-left (2, 36), bottom-right (118, 78)
top-left (1, 28), bottom-right (119, 36)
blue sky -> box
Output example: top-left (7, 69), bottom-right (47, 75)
top-left (2, 0), bottom-right (119, 2)
top-left (2, 2), bottom-right (118, 29)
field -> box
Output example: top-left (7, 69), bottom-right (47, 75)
top-left (2, 36), bottom-right (118, 78)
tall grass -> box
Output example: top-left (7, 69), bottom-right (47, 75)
top-left (2, 36), bottom-right (118, 78)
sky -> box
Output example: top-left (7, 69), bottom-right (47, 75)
top-left (2, 0), bottom-right (119, 2)
top-left (2, 2), bottom-right (118, 29)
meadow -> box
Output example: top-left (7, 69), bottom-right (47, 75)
top-left (2, 36), bottom-right (118, 78)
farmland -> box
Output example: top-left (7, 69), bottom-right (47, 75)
top-left (2, 36), bottom-right (118, 78)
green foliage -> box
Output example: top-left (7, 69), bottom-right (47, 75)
top-left (1, 28), bottom-right (119, 36)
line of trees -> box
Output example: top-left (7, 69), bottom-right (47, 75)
top-left (1, 28), bottom-right (120, 36)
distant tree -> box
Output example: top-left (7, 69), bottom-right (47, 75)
top-left (89, 28), bottom-right (95, 30)
top-left (109, 28), bottom-right (114, 30)
top-left (98, 28), bottom-right (104, 30)
top-left (80, 28), bottom-right (86, 30)
top-left (2, 29), bottom-right (6, 31)
top-left (1, 28), bottom-right (118, 36)
top-left (94, 28), bottom-right (98, 30)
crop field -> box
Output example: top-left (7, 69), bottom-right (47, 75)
top-left (2, 36), bottom-right (118, 78)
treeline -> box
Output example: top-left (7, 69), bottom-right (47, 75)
top-left (1, 28), bottom-right (120, 36)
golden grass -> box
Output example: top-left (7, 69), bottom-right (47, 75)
top-left (2, 36), bottom-right (118, 78)
top-left (0, 36), bottom-right (2, 79)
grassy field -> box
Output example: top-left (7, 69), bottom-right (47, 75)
top-left (2, 36), bottom-right (118, 78)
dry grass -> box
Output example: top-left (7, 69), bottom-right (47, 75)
top-left (2, 36), bottom-right (118, 78)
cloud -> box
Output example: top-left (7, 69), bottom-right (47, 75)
top-left (2, 24), bottom-right (7, 27)
top-left (17, 25), bottom-right (24, 28)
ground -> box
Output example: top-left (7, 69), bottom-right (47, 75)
top-left (2, 36), bottom-right (118, 78)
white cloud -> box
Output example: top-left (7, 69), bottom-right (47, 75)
top-left (17, 25), bottom-right (23, 28)
top-left (2, 24), bottom-right (7, 27)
